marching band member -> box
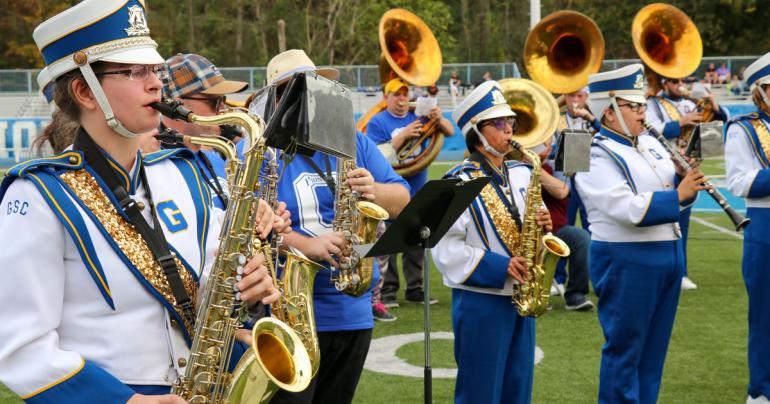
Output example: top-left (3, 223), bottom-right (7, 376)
top-left (433, 81), bottom-right (552, 404)
top-left (262, 50), bottom-right (410, 404)
top-left (366, 78), bottom-right (453, 308)
top-left (0, 1), bottom-right (278, 402)
top-left (724, 52), bottom-right (770, 404)
top-left (646, 74), bottom-right (729, 290)
top-left (560, 86), bottom-right (601, 134)
top-left (574, 64), bottom-right (707, 404)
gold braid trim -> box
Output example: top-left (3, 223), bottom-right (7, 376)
top-left (657, 97), bottom-right (683, 121)
top-left (60, 169), bottom-right (197, 337)
top-left (749, 118), bottom-right (770, 167)
top-left (470, 170), bottom-right (520, 254)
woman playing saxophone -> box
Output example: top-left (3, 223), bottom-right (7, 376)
top-left (432, 81), bottom-right (552, 404)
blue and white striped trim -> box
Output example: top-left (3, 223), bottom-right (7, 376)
top-left (747, 64), bottom-right (770, 88)
top-left (592, 142), bottom-right (639, 194)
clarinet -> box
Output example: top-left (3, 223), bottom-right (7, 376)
top-left (644, 122), bottom-right (750, 231)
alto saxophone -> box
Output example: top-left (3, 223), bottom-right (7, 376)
top-left (152, 102), bottom-right (312, 404)
top-left (332, 158), bottom-right (389, 297)
top-left (509, 141), bottom-right (571, 318)
top-left (252, 147), bottom-right (325, 375)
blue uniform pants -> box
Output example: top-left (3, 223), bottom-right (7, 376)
top-left (590, 240), bottom-right (684, 404)
top-left (679, 206), bottom-right (691, 276)
top-left (451, 289), bottom-right (535, 404)
top-left (744, 208), bottom-right (770, 399)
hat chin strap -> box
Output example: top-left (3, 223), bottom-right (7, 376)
top-left (78, 64), bottom-right (141, 139)
top-left (757, 86), bottom-right (770, 111)
top-left (473, 124), bottom-right (506, 158)
top-left (609, 97), bottom-right (634, 138)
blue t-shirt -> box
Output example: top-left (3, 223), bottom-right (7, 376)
top-left (276, 132), bottom-right (410, 331)
top-left (366, 110), bottom-right (429, 197)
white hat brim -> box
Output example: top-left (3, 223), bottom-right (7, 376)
top-left (616, 93), bottom-right (647, 104)
top-left (269, 67), bottom-right (340, 87)
top-left (99, 46), bottom-right (165, 66)
top-left (476, 104), bottom-right (517, 122)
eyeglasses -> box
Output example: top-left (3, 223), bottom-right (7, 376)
top-left (480, 117), bottom-right (517, 132)
top-left (181, 96), bottom-right (225, 111)
top-left (667, 78), bottom-right (685, 84)
top-left (96, 64), bottom-right (166, 81)
top-left (617, 102), bottom-right (647, 113)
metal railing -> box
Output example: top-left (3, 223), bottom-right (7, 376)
top-left (2, 56), bottom-right (758, 94)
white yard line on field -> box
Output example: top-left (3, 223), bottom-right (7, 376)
top-left (691, 216), bottom-right (743, 240)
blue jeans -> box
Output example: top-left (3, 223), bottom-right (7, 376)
top-left (554, 225), bottom-right (591, 302)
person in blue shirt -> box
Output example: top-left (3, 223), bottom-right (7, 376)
top-left (366, 77), bottom-right (453, 307)
top-left (262, 50), bottom-right (410, 404)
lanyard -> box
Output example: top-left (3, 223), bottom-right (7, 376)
top-left (196, 151), bottom-right (229, 208)
top-left (73, 129), bottom-right (195, 326)
top-left (301, 154), bottom-right (337, 194)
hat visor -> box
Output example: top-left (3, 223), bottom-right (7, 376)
top-left (200, 79), bottom-right (249, 95)
top-left (269, 67), bottom-right (340, 87)
top-left (99, 47), bottom-right (165, 66)
top-left (475, 104), bottom-right (517, 123)
top-left (616, 93), bottom-right (647, 104)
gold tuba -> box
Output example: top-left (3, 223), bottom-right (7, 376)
top-left (332, 158), bottom-right (390, 297)
top-left (509, 142), bottom-right (571, 318)
top-left (524, 10), bottom-right (605, 94)
top-left (357, 8), bottom-right (444, 178)
top-left (632, 3), bottom-right (712, 147)
top-left (153, 102), bottom-right (312, 404)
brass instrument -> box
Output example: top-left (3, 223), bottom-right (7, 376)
top-left (524, 10), bottom-right (605, 94)
top-left (509, 141), bottom-right (571, 317)
top-left (332, 158), bottom-right (389, 296)
top-left (256, 147), bottom-right (325, 375)
top-left (357, 8), bottom-right (444, 178)
top-left (152, 102), bottom-right (312, 404)
top-left (392, 101), bottom-right (445, 176)
top-left (632, 3), bottom-right (702, 96)
top-left (497, 78), bottom-right (560, 152)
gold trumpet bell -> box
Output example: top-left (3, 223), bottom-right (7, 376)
top-left (497, 78), bottom-right (560, 150)
top-left (379, 8), bottom-right (442, 87)
top-left (632, 3), bottom-right (702, 80)
top-left (524, 10), bottom-right (604, 94)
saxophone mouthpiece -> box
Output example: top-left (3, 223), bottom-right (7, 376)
top-left (151, 99), bottom-right (193, 122)
top-left (154, 127), bottom-right (186, 145)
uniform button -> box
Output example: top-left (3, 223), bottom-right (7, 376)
top-left (164, 374), bottom-right (170, 382)
top-left (136, 201), bottom-right (146, 211)
top-left (664, 183), bottom-right (672, 189)
top-left (68, 156), bottom-right (79, 164)
top-left (170, 319), bottom-right (179, 329)
top-left (178, 358), bottom-right (187, 367)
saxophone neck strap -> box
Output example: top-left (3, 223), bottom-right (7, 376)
top-left (468, 151), bottom-right (522, 229)
top-left (301, 154), bottom-right (336, 194)
top-left (73, 129), bottom-right (196, 325)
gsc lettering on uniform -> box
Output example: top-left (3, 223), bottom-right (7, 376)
top-left (156, 200), bottom-right (188, 233)
top-left (6, 200), bottom-right (29, 216)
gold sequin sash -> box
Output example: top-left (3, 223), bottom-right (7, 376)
top-left (749, 118), bottom-right (770, 167)
top-left (470, 170), bottom-right (520, 254)
top-left (60, 169), bottom-right (197, 336)
top-left (658, 97), bottom-right (683, 121)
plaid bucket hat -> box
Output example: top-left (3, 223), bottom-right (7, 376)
top-left (162, 53), bottom-right (248, 99)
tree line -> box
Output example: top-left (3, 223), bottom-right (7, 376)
top-left (1, 0), bottom-right (768, 70)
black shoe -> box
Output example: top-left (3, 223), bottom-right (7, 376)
top-left (381, 297), bottom-right (399, 308)
top-left (404, 292), bottom-right (438, 305)
top-left (565, 295), bottom-right (595, 311)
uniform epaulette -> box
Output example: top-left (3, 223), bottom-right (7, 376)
top-left (505, 160), bottom-right (532, 170)
top-left (143, 148), bottom-right (195, 165)
top-left (729, 112), bottom-right (760, 125)
top-left (444, 160), bottom-right (481, 178)
top-left (5, 151), bottom-right (84, 178)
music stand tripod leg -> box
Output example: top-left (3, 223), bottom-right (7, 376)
top-left (420, 226), bottom-right (432, 404)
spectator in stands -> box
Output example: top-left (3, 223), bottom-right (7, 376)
top-left (705, 63), bottom-right (718, 84)
top-left (539, 139), bottom-right (594, 311)
top-left (482, 71), bottom-right (493, 82)
top-left (717, 63), bottom-right (731, 84)
top-left (449, 71), bottom-right (461, 107)
top-left (730, 74), bottom-right (742, 96)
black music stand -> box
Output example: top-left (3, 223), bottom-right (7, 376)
top-left (360, 176), bottom-right (490, 404)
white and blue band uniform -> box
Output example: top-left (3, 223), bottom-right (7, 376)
top-left (574, 64), bottom-right (698, 404)
top-left (646, 76), bottom-right (729, 281)
top-left (0, 1), bottom-right (237, 401)
top-left (432, 81), bottom-right (536, 404)
top-left (724, 51), bottom-right (770, 403)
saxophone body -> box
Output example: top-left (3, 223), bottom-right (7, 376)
top-left (332, 158), bottom-right (389, 297)
top-left (154, 105), bottom-right (312, 404)
top-left (254, 148), bottom-right (325, 375)
top-left (509, 143), bottom-right (571, 318)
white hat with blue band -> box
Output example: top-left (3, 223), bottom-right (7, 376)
top-left (33, 0), bottom-right (164, 138)
top-left (588, 63), bottom-right (646, 136)
top-left (745, 52), bottom-right (770, 91)
top-left (452, 80), bottom-right (516, 158)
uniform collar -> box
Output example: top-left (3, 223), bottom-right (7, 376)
top-left (760, 110), bottom-right (770, 123)
top-left (600, 125), bottom-right (637, 148)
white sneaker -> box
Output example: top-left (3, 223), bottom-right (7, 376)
top-left (746, 395), bottom-right (770, 403)
top-left (549, 283), bottom-right (565, 297)
top-left (681, 276), bottom-right (698, 290)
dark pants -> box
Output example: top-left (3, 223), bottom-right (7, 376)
top-left (743, 208), bottom-right (770, 399)
top-left (554, 225), bottom-right (591, 303)
top-left (270, 329), bottom-right (372, 404)
top-left (679, 206), bottom-right (691, 276)
top-left (382, 247), bottom-right (424, 300)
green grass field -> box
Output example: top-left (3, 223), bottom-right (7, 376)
top-left (0, 159), bottom-right (750, 403)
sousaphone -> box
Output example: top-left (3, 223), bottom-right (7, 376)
top-left (356, 8), bottom-right (443, 178)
